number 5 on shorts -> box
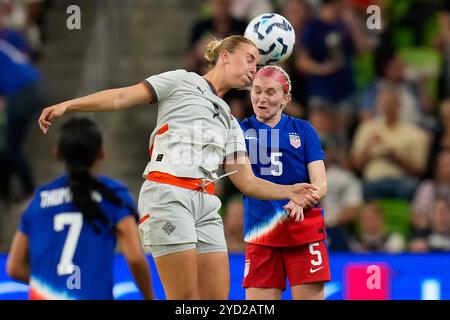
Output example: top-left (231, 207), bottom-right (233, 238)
top-left (309, 242), bottom-right (322, 266)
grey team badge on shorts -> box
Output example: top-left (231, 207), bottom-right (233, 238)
top-left (162, 221), bottom-right (176, 235)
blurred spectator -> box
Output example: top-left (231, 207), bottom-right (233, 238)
top-left (412, 150), bottom-right (450, 228)
top-left (308, 104), bottom-right (336, 145)
top-left (0, 0), bottom-right (47, 61)
top-left (434, 99), bottom-right (450, 152)
top-left (426, 99), bottom-right (450, 177)
top-left (186, 0), bottom-right (250, 121)
top-left (229, 0), bottom-right (273, 22)
top-left (430, 98), bottom-right (450, 164)
top-left (352, 86), bottom-right (431, 201)
top-left (322, 139), bottom-right (363, 226)
top-left (359, 45), bottom-right (434, 129)
top-left (280, 0), bottom-right (311, 118)
top-left (410, 197), bottom-right (450, 252)
top-left (423, 197), bottom-right (450, 251)
top-left (351, 202), bottom-right (406, 253)
top-left (387, 0), bottom-right (441, 47)
top-left (434, 1), bottom-right (450, 100)
top-left (0, 38), bottom-right (45, 201)
top-left (309, 102), bottom-right (353, 166)
top-left (0, 96), bottom-right (7, 199)
top-left (350, 0), bottom-right (386, 23)
top-left (298, 0), bottom-right (367, 145)
top-left (186, 0), bottom-right (247, 75)
top-left (223, 195), bottom-right (246, 253)
top-left (345, 0), bottom-right (385, 49)
top-left (308, 102), bottom-right (351, 168)
top-left (322, 140), bottom-right (362, 251)
top-left (307, 105), bottom-right (358, 251)
top-left (0, 4), bottom-right (29, 55)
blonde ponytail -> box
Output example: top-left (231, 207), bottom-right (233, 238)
top-left (204, 39), bottom-right (223, 64)
top-left (204, 35), bottom-right (257, 67)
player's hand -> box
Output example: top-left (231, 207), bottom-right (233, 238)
top-left (284, 200), bottom-right (304, 222)
top-left (38, 103), bottom-right (69, 134)
top-left (289, 183), bottom-right (319, 208)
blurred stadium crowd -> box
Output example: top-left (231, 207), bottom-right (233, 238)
top-left (1, 0), bottom-right (450, 255)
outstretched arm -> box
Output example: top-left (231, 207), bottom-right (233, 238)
top-left (38, 83), bottom-right (152, 134)
top-left (224, 155), bottom-right (319, 207)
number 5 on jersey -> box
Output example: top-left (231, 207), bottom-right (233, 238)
top-left (260, 152), bottom-right (283, 176)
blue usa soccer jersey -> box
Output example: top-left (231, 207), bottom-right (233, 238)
top-left (240, 114), bottom-right (326, 247)
top-left (18, 175), bottom-right (136, 300)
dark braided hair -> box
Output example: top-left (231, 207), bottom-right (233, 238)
top-left (57, 117), bottom-right (138, 234)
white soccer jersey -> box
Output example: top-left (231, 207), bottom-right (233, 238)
top-left (142, 69), bottom-right (247, 180)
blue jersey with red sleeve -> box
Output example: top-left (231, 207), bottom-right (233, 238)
top-left (240, 114), bottom-right (326, 247)
top-left (18, 175), bottom-right (136, 300)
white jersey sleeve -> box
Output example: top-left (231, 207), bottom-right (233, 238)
top-left (143, 69), bottom-right (186, 102)
top-left (225, 117), bottom-right (247, 162)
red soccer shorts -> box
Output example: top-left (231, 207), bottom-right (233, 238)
top-left (242, 241), bottom-right (331, 290)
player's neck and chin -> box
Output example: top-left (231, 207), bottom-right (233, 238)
top-left (202, 71), bottom-right (242, 98)
top-left (255, 114), bottom-right (282, 128)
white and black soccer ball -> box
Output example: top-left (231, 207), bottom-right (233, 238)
top-left (244, 13), bottom-right (296, 65)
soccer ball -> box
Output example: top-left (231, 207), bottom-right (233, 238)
top-left (244, 13), bottom-right (296, 65)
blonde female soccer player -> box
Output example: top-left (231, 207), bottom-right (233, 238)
top-left (38, 35), bottom-right (319, 300)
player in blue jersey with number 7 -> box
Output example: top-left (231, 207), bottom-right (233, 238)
top-left (240, 66), bottom-right (331, 300)
top-left (6, 117), bottom-right (153, 300)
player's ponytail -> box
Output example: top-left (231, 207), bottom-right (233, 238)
top-left (205, 35), bottom-right (257, 66)
top-left (66, 167), bottom-right (113, 233)
top-left (205, 39), bottom-right (223, 64)
top-left (58, 117), bottom-right (138, 234)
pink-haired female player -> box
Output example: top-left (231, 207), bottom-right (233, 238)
top-left (240, 65), bottom-right (330, 300)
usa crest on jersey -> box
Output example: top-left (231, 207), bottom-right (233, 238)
top-left (289, 133), bottom-right (301, 148)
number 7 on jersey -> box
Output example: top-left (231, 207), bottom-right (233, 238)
top-left (54, 212), bottom-right (83, 276)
